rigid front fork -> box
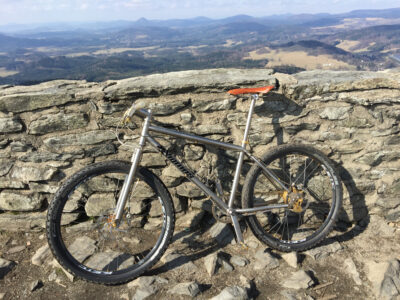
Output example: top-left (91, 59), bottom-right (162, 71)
top-left (114, 111), bottom-right (152, 223)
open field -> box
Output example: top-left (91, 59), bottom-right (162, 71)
top-left (313, 17), bottom-right (400, 31)
top-left (0, 67), bottom-right (19, 77)
top-left (244, 48), bottom-right (355, 70)
top-left (93, 47), bottom-right (159, 55)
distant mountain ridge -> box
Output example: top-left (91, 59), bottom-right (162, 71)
top-left (1, 7), bottom-right (400, 34)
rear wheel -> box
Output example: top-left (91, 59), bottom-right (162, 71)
top-left (242, 145), bottom-right (342, 252)
top-left (46, 161), bottom-right (175, 284)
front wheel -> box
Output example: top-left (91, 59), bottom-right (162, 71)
top-left (242, 145), bottom-right (342, 252)
top-left (46, 161), bottom-right (175, 284)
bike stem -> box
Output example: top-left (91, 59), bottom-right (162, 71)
top-left (114, 110), bottom-right (152, 222)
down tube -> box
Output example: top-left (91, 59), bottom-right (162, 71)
top-left (145, 135), bottom-right (230, 212)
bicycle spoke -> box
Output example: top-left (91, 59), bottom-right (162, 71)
top-left (247, 146), bottom-right (340, 249)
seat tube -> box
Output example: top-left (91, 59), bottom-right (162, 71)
top-left (114, 110), bottom-right (152, 222)
top-left (228, 94), bottom-right (258, 209)
top-left (228, 94), bottom-right (258, 244)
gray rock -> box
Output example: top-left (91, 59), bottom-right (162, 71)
top-left (0, 138), bottom-right (9, 149)
top-left (160, 252), bottom-right (199, 273)
top-left (0, 180), bottom-right (25, 189)
top-left (369, 215), bottom-right (396, 238)
top-left (176, 260), bottom-right (199, 274)
top-left (210, 286), bottom-right (249, 300)
top-left (248, 131), bottom-right (275, 145)
top-left (68, 236), bottom-right (97, 262)
top-left (161, 164), bottom-right (183, 178)
top-left (344, 258), bottom-right (362, 285)
top-left (0, 258), bottom-right (15, 279)
top-left (29, 112), bottom-right (88, 135)
top-left (386, 135), bottom-right (400, 146)
top-left (218, 256), bottom-right (234, 272)
top-left (246, 239), bottom-right (260, 249)
top-left (184, 144), bottom-right (205, 160)
top-left (188, 124), bottom-right (229, 136)
top-left (0, 91), bottom-right (77, 113)
top-left (85, 251), bottom-right (134, 271)
top-left (135, 98), bottom-right (190, 116)
top-left (51, 259), bottom-right (74, 282)
top-left (48, 270), bottom-right (57, 282)
top-left (180, 113), bottom-right (193, 123)
top-left (288, 70), bottom-right (399, 100)
top-left (30, 280), bottom-right (43, 292)
top-left (319, 106), bottom-right (351, 120)
top-left (44, 130), bottom-right (115, 148)
top-left (85, 193), bottom-right (115, 216)
top-left (175, 210), bottom-right (205, 229)
top-left (304, 240), bottom-right (343, 260)
top-left (132, 285), bottom-right (159, 300)
top-left (104, 68), bottom-right (275, 99)
top-left (141, 153), bottom-right (167, 167)
top-left (97, 100), bottom-right (129, 114)
top-left (282, 252), bottom-right (298, 269)
top-left (0, 191), bottom-right (43, 211)
top-left (339, 89), bottom-right (400, 106)
top-left (254, 249), bottom-right (279, 270)
top-left (230, 255), bottom-right (249, 267)
top-left (10, 141), bottom-right (31, 152)
top-left (204, 253), bottom-right (219, 276)
top-left (191, 199), bottom-right (213, 212)
top-left (0, 212), bottom-right (46, 231)
top-left (0, 160), bottom-right (13, 176)
top-left (366, 259), bottom-right (400, 299)
top-left (239, 275), bottom-right (252, 290)
top-left (209, 222), bottom-right (234, 246)
top-left (192, 97), bottom-right (235, 112)
top-left (19, 152), bottom-right (76, 163)
top-left (0, 117), bottom-right (23, 133)
top-left (282, 270), bottom-right (314, 290)
top-left (11, 166), bottom-right (57, 182)
top-left (284, 123), bottom-right (319, 135)
top-left (28, 183), bottom-right (58, 194)
top-left (127, 275), bottom-right (168, 289)
top-left (7, 245), bottom-right (26, 254)
top-left (176, 182), bottom-right (203, 198)
top-left (280, 291), bottom-right (298, 300)
top-left (168, 281), bottom-right (201, 297)
top-left (31, 244), bottom-right (51, 266)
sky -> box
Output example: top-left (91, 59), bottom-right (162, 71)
top-left (0, 0), bottom-right (399, 25)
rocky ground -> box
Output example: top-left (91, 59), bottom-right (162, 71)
top-left (0, 213), bottom-right (399, 300)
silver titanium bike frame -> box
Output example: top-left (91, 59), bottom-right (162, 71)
top-left (114, 94), bottom-right (290, 244)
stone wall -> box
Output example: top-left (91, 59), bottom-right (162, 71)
top-left (0, 68), bottom-right (399, 230)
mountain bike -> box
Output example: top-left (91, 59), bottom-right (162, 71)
top-left (46, 84), bottom-right (342, 284)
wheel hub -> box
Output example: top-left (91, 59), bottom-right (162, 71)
top-left (282, 187), bottom-right (305, 213)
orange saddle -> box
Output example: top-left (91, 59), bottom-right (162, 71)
top-left (227, 85), bottom-right (275, 95)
